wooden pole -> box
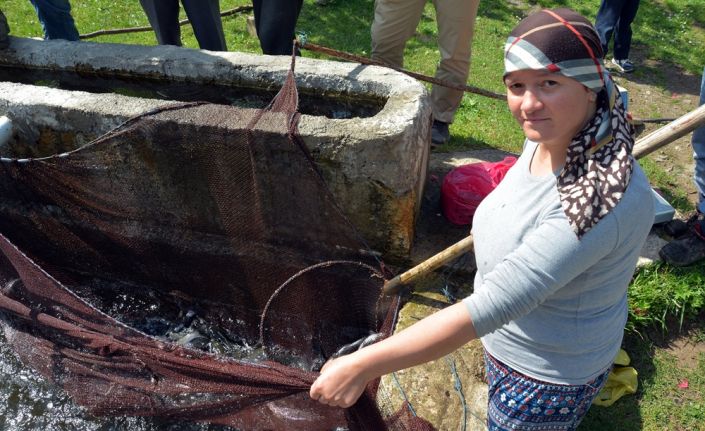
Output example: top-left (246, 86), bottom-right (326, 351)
top-left (382, 235), bottom-right (474, 296)
top-left (633, 103), bottom-right (705, 159)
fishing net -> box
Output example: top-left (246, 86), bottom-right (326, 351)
top-left (0, 53), bottom-right (434, 430)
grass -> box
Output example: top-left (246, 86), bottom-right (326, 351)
top-left (3, 0), bottom-right (705, 429)
top-left (581, 326), bottom-right (705, 430)
top-left (628, 262), bottom-right (705, 334)
top-left (640, 157), bottom-right (695, 213)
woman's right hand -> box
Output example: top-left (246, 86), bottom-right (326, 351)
top-left (310, 301), bottom-right (477, 408)
top-left (309, 352), bottom-right (371, 408)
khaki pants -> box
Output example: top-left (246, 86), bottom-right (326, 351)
top-left (371, 0), bottom-right (479, 123)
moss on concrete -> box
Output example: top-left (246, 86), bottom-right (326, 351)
top-left (378, 274), bottom-right (488, 430)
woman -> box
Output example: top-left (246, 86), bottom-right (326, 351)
top-left (310, 8), bottom-right (654, 430)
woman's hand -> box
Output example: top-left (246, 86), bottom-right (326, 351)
top-left (309, 353), bottom-right (370, 408)
top-left (310, 302), bottom-right (477, 408)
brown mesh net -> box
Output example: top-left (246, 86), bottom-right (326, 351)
top-left (0, 55), bottom-right (434, 430)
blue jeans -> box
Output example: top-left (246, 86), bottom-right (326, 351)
top-left (29, 0), bottom-right (79, 41)
top-left (594, 0), bottom-right (640, 60)
top-left (694, 67), bottom-right (705, 214)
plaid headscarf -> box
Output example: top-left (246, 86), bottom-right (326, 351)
top-left (504, 8), bottom-right (635, 238)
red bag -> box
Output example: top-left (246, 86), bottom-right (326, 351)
top-left (441, 156), bottom-right (517, 225)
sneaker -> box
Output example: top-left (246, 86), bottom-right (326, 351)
top-left (431, 120), bottom-right (450, 147)
top-left (0, 10), bottom-right (10, 49)
top-left (659, 219), bottom-right (705, 266)
top-left (611, 58), bottom-right (635, 73)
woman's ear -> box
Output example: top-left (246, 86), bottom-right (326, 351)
top-left (587, 90), bottom-right (597, 103)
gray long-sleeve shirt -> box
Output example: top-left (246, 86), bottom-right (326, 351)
top-left (463, 140), bottom-right (654, 385)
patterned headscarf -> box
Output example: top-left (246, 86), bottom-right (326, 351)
top-left (504, 8), bottom-right (634, 238)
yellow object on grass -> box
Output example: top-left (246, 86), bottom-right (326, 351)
top-left (592, 349), bottom-right (638, 407)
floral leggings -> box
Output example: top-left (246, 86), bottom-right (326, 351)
top-left (485, 352), bottom-right (610, 430)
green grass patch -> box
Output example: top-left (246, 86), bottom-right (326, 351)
top-left (639, 157), bottom-right (694, 214)
top-left (582, 330), bottom-right (705, 430)
top-left (629, 262), bottom-right (705, 334)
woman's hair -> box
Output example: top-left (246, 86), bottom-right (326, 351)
top-left (503, 9), bottom-right (635, 238)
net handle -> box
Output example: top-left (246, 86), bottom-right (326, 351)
top-left (383, 235), bottom-right (474, 296)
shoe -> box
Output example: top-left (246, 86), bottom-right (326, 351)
top-left (663, 218), bottom-right (689, 238)
top-left (659, 219), bottom-right (705, 266)
top-left (431, 120), bottom-right (450, 147)
top-left (0, 10), bottom-right (10, 49)
top-left (611, 58), bottom-right (635, 73)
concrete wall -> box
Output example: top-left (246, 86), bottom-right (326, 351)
top-left (0, 37), bottom-right (431, 260)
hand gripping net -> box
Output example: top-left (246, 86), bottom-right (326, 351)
top-left (0, 53), bottom-right (434, 430)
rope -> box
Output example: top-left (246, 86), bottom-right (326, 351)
top-left (631, 117), bottom-right (677, 125)
top-left (79, 6), bottom-right (253, 39)
top-left (445, 355), bottom-right (487, 429)
top-left (391, 371), bottom-right (418, 417)
top-left (437, 255), bottom-right (481, 430)
top-left (446, 357), bottom-right (467, 431)
top-left (296, 37), bottom-right (506, 101)
top-left (78, 11), bottom-right (680, 124)
top-left (77, 9), bottom-right (684, 125)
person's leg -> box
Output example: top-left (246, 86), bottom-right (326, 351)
top-left (693, 67), bottom-right (705, 215)
top-left (484, 352), bottom-right (609, 431)
top-left (181, 0), bottom-right (226, 51)
top-left (139, 0), bottom-right (181, 46)
top-left (430, 0), bottom-right (479, 125)
top-left (370, 0), bottom-right (426, 68)
top-left (28, 0), bottom-right (79, 41)
top-left (0, 9), bottom-right (10, 49)
top-left (252, 0), bottom-right (303, 55)
top-left (659, 71), bottom-right (705, 267)
top-left (612, 0), bottom-right (640, 60)
top-left (594, 0), bottom-right (625, 56)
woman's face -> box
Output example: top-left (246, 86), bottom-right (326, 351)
top-left (505, 69), bottom-right (597, 149)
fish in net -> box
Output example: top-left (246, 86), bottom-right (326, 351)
top-left (0, 52), bottom-right (435, 430)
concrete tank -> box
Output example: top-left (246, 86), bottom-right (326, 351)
top-left (0, 37), bottom-right (431, 261)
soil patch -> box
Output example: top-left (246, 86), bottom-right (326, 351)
top-left (646, 312), bottom-right (705, 371)
top-left (665, 336), bottom-right (705, 370)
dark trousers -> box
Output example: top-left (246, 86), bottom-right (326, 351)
top-left (594, 0), bottom-right (640, 60)
top-left (252, 0), bottom-right (303, 55)
top-left (139, 0), bottom-right (226, 51)
top-left (29, 0), bottom-right (80, 41)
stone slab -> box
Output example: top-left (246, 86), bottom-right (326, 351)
top-left (0, 36), bottom-right (432, 260)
